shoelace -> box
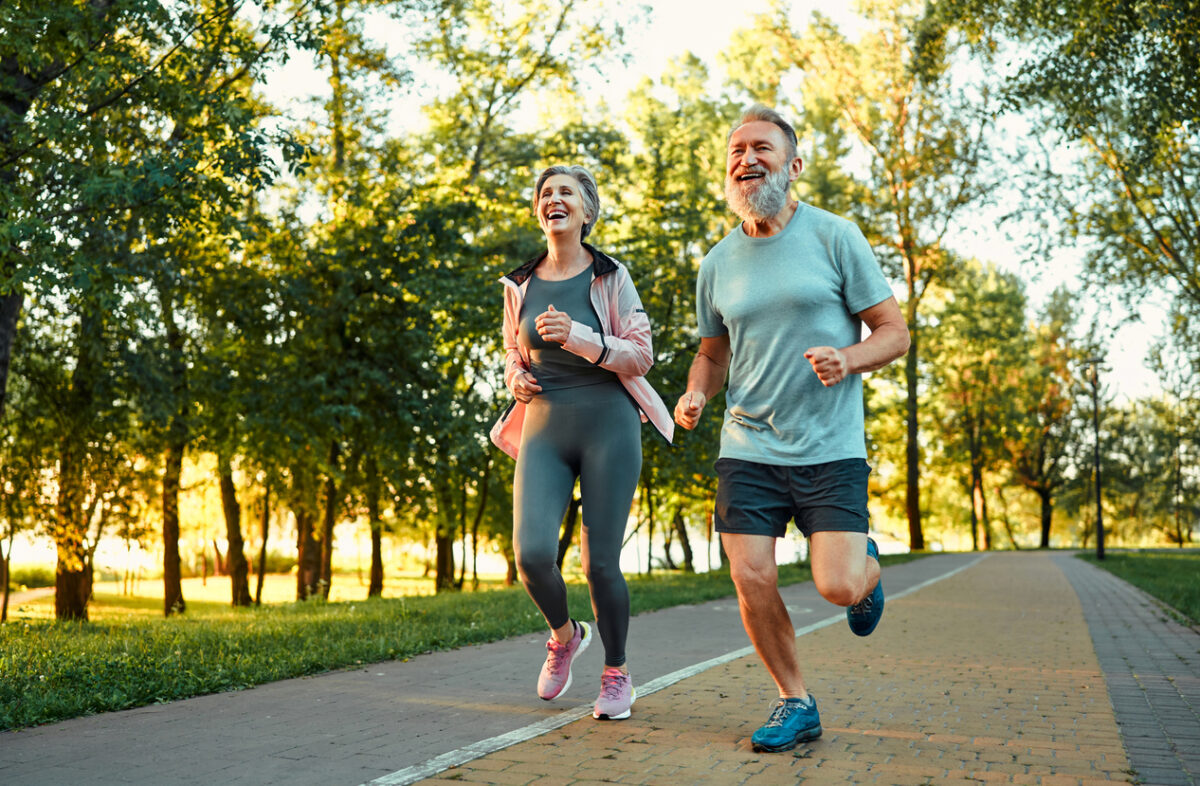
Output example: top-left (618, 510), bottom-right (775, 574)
top-left (545, 637), bottom-right (570, 669)
top-left (850, 594), bottom-right (874, 614)
top-left (599, 671), bottom-right (628, 699)
top-left (764, 702), bottom-right (794, 728)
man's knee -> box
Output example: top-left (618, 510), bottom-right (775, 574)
top-left (813, 571), bottom-right (866, 607)
top-left (729, 555), bottom-right (779, 597)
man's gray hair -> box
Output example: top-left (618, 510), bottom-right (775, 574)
top-left (532, 165), bottom-right (601, 241)
top-left (729, 104), bottom-right (799, 163)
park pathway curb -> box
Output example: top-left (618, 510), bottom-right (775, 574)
top-left (1055, 553), bottom-right (1200, 786)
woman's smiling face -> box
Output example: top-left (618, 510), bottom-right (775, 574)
top-left (537, 174), bottom-right (590, 240)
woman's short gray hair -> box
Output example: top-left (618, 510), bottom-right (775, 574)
top-left (532, 165), bottom-right (601, 241)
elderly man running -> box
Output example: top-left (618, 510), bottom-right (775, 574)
top-left (675, 105), bottom-right (910, 753)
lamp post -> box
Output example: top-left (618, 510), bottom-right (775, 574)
top-left (1085, 357), bottom-right (1105, 560)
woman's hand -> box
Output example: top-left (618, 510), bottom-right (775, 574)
top-left (512, 370), bottom-right (542, 403)
top-left (535, 304), bottom-right (572, 344)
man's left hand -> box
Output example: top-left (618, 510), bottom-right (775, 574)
top-left (804, 346), bottom-right (848, 387)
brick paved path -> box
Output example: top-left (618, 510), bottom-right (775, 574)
top-left (411, 552), bottom-right (1136, 785)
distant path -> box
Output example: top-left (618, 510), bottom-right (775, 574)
top-left (3, 586), bottom-right (54, 606)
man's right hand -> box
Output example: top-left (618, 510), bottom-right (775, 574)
top-left (674, 390), bottom-right (707, 430)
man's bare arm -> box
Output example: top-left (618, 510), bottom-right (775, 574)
top-left (674, 335), bottom-right (731, 430)
top-left (804, 296), bottom-right (910, 387)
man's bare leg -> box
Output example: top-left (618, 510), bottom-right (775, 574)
top-left (722, 532), bottom-right (809, 699)
top-left (809, 530), bottom-right (878, 607)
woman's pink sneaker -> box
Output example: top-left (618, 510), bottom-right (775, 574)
top-left (592, 666), bottom-right (636, 720)
top-left (537, 620), bottom-right (590, 700)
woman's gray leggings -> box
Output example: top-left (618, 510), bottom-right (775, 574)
top-left (513, 382), bottom-right (642, 668)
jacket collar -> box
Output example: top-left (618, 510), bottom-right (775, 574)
top-left (503, 242), bottom-right (618, 286)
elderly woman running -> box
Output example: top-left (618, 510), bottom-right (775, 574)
top-left (490, 164), bottom-right (673, 720)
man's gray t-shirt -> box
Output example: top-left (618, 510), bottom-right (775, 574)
top-left (696, 202), bottom-right (894, 466)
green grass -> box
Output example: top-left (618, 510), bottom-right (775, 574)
top-left (1078, 550), bottom-right (1200, 624)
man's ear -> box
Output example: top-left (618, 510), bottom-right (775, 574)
top-left (789, 156), bottom-right (804, 180)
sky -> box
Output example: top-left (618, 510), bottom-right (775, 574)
top-left (265, 0), bottom-right (1167, 403)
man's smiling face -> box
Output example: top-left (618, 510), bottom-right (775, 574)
top-left (724, 121), bottom-right (800, 222)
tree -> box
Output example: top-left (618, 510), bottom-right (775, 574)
top-left (1, 0), bottom-right (310, 619)
top-left (1003, 288), bottom-right (1085, 548)
top-left (929, 0), bottom-right (1200, 366)
top-left (608, 56), bottom-right (736, 572)
top-left (926, 261), bottom-right (1028, 549)
top-left (411, 0), bottom-right (625, 590)
top-left (726, 0), bottom-right (998, 549)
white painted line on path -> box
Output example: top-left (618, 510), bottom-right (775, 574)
top-left (362, 553), bottom-right (988, 786)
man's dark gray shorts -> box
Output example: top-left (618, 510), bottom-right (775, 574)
top-left (713, 457), bottom-right (871, 538)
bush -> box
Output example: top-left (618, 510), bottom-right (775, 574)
top-left (8, 565), bottom-right (55, 590)
top-left (253, 550), bottom-right (296, 575)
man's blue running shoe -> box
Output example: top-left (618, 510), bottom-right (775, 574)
top-left (751, 696), bottom-right (822, 752)
top-left (847, 537), bottom-right (884, 636)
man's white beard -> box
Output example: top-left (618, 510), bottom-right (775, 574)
top-left (725, 166), bottom-right (790, 222)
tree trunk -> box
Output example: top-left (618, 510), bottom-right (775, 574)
top-left (0, 290), bottom-right (22, 418)
top-left (318, 441), bottom-right (340, 599)
top-left (1038, 488), bottom-right (1053, 549)
top-left (255, 481), bottom-right (269, 606)
top-left (672, 508), bottom-right (695, 573)
top-left (434, 476), bottom-right (457, 592)
top-left (159, 280), bottom-right (188, 617)
top-left (55, 432), bottom-right (90, 621)
top-left (980, 473), bottom-right (992, 550)
top-left (365, 458), bottom-right (383, 598)
top-left (162, 438), bottom-right (186, 615)
top-left (434, 527), bottom-right (456, 591)
top-left (904, 330), bottom-right (923, 550)
top-left (212, 539), bottom-right (225, 576)
top-left (1, 524), bottom-right (15, 622)
top-left (505, 552), bottom-right (518, 586)
top-left (994, 486), bottom-right (1020, 549)
top-left (218, 454), bottom-right (252, 606)
top-left (54, 308), bottom-right (101, 621)
top-left (458, 482), bottom-right (468, 589)
top-left (296, 506), bottom-right (321, 599)
top-left (469, 457), bottom-right (491, 590)
top-left (556, 493), bottom-right (581, 570)
top-left (969, 459), bottom-right (982, 552)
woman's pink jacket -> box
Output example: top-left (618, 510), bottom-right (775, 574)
top-left (489, 245), bottom-right (674, 459)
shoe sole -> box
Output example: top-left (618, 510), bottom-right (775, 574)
top-left (751, 724), bottom-right (822, 752)
top-left (593, 686), bottom-right (636, 720)
top-left (539, 621), bottom-right (591, 701)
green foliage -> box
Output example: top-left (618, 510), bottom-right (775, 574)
top-left (7, 565), bottom-right (55, 590)
top-left (926, 0), bottom-right (1199, 159)
top-left (928, 0), bottom-right (1200, 386)
top-left (1079, 551), bottom-right (1200, 625)
top-left (0, 564), bottom-right (811, 730)
top-left (1, 0), bottom-right (1195, 630)
top-left (925, 261), bottom-right (1030, 547)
